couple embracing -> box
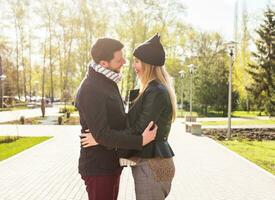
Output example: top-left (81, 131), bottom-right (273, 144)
top-left (75, 33), bottom-right (176, 200)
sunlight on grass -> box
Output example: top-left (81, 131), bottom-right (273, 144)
top-left (176, 109), bottom-right (198, 118)
top-left (232, 111), bottom-right (268, 117)
top-left (0, 105), bottom-right (29, 112)
top-left (202, 119), bottom-right (275, 126)
top-left (221, 140), bottom-right (275, 175)
top-left (0, 136), bottom-right (52, 161)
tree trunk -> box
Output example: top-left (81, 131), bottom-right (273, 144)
top-left (19, 22), bottom-right (27, 101)
top-left (58, 41), bottom-right (63, 99)
top-left (15, 21), bottom-right (20, 100)
top-left (29, 30), bottom-right (32, 99)
top-left (49, 24), bottom-right (54, 103)
top-left (42, 43), bottom-right (46, 117)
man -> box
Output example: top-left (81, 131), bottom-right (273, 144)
top-left (75, 38), bottom-right (157, 200)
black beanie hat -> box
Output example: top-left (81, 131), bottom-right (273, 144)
top-left (133, 33), bottom-right (165, 66)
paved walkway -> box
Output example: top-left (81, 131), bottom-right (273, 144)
top-left (0, 121), bottom-right (275, 200)
top-left (0, 106), bottom-right (60, 123)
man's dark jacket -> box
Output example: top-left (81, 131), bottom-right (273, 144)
top-left (75, 67), bottom-right (142, 176)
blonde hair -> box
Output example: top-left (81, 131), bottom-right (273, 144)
top-left (135, 61), bottom-right (177, 122)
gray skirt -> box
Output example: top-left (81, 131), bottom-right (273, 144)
top-left (131, 157), bottom-right (175, 200)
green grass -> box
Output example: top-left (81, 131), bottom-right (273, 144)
top-left (177, 109), bottom-right (269, 118)
top-left (176, 109), bottom-right (198, 118)
top-left (202, 119), bottom-right (275, 126)
top-left (221, 140), bottom-right (275, 175)
top-left (0, 136), bottom-right (51, 161)
top-left (232, 111), bottom-right (268, 117)
top-left (0, 105), bottom-right (28, 112)
top-left (0, 117), bottom-right (43, 125)
top-left (179, 109), bottom-right (226, 117)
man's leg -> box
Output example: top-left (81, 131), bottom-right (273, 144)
top-left (82, 175), bottom-right (120, 200)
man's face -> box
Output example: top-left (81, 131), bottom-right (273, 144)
top-left (102, 50), bottom-right (126, 73)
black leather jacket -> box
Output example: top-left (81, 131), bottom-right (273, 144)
top-left (127, 79), bottom-right (175, 158)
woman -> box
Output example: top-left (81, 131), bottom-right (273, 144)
top-left (83, 33), bottom-right (176, 199)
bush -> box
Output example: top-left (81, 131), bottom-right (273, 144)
top-left (59, 105), bottom-right (77, 114)
top-left (0, 136), bottom-right (21, 144)
top-left (20, 116), bottom-right (25, 124)
top-left (58, 116), bottom-right (63, 125)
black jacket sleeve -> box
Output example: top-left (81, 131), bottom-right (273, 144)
top-left (130, 87), bottom-right (166, 135)
top-left (78, 87), bottom-right (143, 150)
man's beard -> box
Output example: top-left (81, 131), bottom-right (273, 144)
top-left (107, 66), bottom-right (120, 73)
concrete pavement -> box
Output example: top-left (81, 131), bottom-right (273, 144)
top-left (0, 106), bottom-right (60, 123)
top-left (0, 121), bottom-right (275, 200)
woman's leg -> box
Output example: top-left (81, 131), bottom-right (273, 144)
top-left (131, 158), bottom-right (175, 200)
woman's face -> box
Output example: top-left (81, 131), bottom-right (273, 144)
top-left (133, 58), bottom-right (144, 78)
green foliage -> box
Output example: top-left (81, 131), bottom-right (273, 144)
top-left (0, 136), bottom-right (20, 144)
top-left (232, 4), bottom-right (252, 111)
top-left (59, 105), bottom-right (76, 114)
top-left (247, 7), bottom-right (275, 116)
top-left (0, 136), bottom-right (51, 161)
top-left (184, 32), bottom-right (239, 116)
top-left (115, 0), bottom-right (186, 97)
top-left (0, 1), bottom-right (273, 115)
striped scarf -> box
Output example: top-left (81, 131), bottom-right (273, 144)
top-left (89, 62), bottom-right (122, 83)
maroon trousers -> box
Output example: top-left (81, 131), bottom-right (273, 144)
top-left (82, 175), bottom-right (121, 200)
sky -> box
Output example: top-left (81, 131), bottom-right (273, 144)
top-left (0, 0), bottom-right (273, 64)
top-left (181, 0), bottom-right (273, 41)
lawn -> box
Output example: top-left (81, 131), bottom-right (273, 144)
top-left (0, 117), bottom-right (43, 125)
top-left (0, 136), bottom-right (51, 161)
top-left (176, 109), bottom-right (198, 118)
top-left (177, 109), bottom-right (268, 118)
top-left (221, 140), bottom-right (275, 175)
top-left (0, 105), bottom-right (29, 112)
top-left (202, 119), bottom-right (275, 126)
top-left (232, 111), bottom-right (268, 117)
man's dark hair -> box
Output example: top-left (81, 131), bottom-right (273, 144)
top-left (91, 38), bottom-right (124, 64)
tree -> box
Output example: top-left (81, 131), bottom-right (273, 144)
top-left (247, 7), bottom-right (275, 116)
top-left (114, 0), bottom-right (185, 98)
top-left (233, 1), bottom-right (252, 111)
top-left (0, 37), bottom-right (17, 102)
top-left (188, 32), bottom-right (239, 116)
top-left (9, 0), bottom-right (28, 100)
top-left (37, 0), bottom-right (61, 102)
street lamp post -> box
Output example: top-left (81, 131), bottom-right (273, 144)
top-left (18, 65), bottom-right (24, 101)
top-left (0, 56), bottom-right (6, 108)
top-left (179, 70), bottom-right (185, 117)
top-left (225, 41), bottom-right (238, 139)
top-left (0, 75), bottom-right (6, 108)
top-left (188, 64), bottom-right (195, 117)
